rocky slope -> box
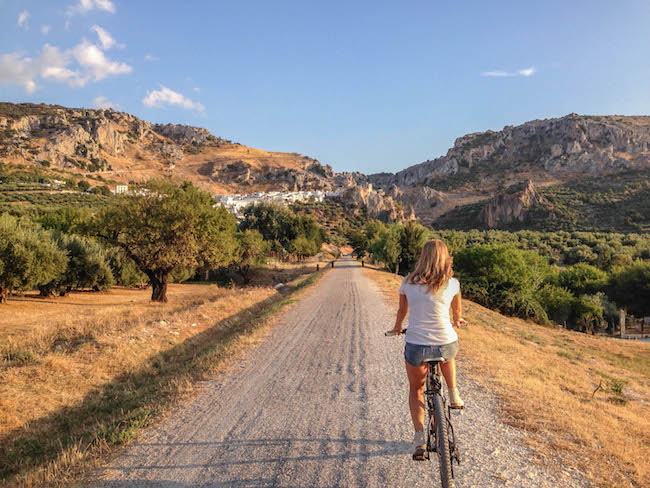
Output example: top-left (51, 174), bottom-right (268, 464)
top-left (369, 114), bottom-right (650, 188)
top-left (0, 103), bottom-right (336, 195)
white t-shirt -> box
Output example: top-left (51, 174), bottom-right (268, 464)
top-left (398, 275), bottom-right (460, 346)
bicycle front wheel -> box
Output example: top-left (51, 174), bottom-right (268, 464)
top-left (433, 393), bottom-right (454, 488)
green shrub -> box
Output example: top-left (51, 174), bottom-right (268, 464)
top-left (454, 245), bottom-right (551, 323)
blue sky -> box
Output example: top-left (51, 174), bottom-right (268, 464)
top-left (1, 0), bottom-right (650, 174)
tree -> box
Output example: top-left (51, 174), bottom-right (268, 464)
top-left (289, 235), bottom-right (318, 261)
top-left (454, 245), bottom-right (551, 322)
top-left (536, 284), bottom-right (575, 326)
top-left (240, 202), bottom-right (323, 259)
top-left (398, 221), bottom-right (428, 274)
top-left (77, 180), bottom-right (91, 192)
top-left (234, 229), bottom-right (269, 283)
top-left (40, 234), bottom-right (114, 296)
top-left (555, 263), bottom-right (608, 295)
top-left (347, 229), bottom-right (368, 258)
top-left (94, 180), bottom-right (238, 302)
top-left (369, 226), bottom-right (402, 274)
top-left (608, 262), bottom-right (650, 316)
top-left (106, 247), bottom-right (147, 287)
top-left (0, 214), bottom-right (67, 303)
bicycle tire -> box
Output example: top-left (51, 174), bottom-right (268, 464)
top-left (433, 393), bottom-right (454, 488)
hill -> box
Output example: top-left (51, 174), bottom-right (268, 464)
top-left (0, 102), bottom-right (335, 195)
top-left (367, 114), bottom-right (650, 231)
top-left (2, 104), bottom-right (649, 232)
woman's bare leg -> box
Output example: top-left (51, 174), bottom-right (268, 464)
top-left (405, 362), bottom-right (428, 433)
top-left (440, 359), bottom-right (457, 389)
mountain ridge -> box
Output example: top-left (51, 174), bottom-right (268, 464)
top-left (2, 103), bottom-right (649, 231)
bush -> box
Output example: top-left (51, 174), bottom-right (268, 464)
top-left (555, 263), bottom-right (608, 295)
top-left (536, 284), bottom-right (575, 326)
top-left (454, 245), bottom-right (551, 323)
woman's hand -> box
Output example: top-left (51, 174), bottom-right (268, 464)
top-left (453, 318), bottom-right (468, 328)
top-left (386, 325), bottom-right (403, 336)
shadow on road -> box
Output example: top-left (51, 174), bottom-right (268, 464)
top-left (96, 438), bottom-right (411, 486)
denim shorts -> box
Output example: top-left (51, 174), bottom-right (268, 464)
top-left (404, 341), bottom-right (459, 367)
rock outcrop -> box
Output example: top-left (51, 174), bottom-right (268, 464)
top-left (368, 114), bottom-right (650, 188)
top-left (479, 180), bottom-right (544, 228)
top-left (339, 184), bottom-right (415, 222)
top-left (152, 124), bottom-right (217, 144)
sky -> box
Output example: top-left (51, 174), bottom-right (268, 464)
top-left (1, 0), bottom-right (650, 174)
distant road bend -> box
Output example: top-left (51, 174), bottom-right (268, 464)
top-left (96, 255), bottom-right (586, 488)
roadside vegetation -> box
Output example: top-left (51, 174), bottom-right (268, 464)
top-left (0, 180), bottom-right (329, 305)
top-left (351, 220), bottom-right (650, 334)
top-left (0, 175), bottom-right (335, 485)
top-left (0, 270), bottom-right (328, 487)
top-left (365, 267), bottom-right (650, 488)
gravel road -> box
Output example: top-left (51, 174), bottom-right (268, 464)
top-left (95, 256), bottom-right (588, 488)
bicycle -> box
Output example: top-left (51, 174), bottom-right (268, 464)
top-left (386, 328), bottom-right (462, 488)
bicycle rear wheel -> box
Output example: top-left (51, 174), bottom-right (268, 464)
top-left (433, 393), bottom-right (454, 488)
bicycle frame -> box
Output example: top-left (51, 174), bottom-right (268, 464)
top-left (424, 360), bottom-right (460, 476)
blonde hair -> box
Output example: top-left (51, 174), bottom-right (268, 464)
top-left (407, 239), bottom-right (454, 293)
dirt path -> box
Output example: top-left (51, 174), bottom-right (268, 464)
top-left (95, 256), bottom-right (587, 487)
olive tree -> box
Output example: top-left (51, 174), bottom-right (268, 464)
top-left (0, 213), bottom-right (67, 303)
top-left (234, 229), bottom-right (269, 283)
top-left (95, 180), bottom-right (237, 302)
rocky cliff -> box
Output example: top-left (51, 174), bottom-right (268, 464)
top-left (369, 114), bottom-right (650, 188)
top-left (479, 180), bottom-right (544, 228)
top-left (338, 183), bottom-right (416, 222)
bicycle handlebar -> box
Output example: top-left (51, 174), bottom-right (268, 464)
top-left (384, 328), bottom-right (407, 336)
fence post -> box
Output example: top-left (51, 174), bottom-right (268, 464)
top-left (619, 309), bottom-right (626, 338)
top-left (331, 261), bottom-right (334, 268)
top-left (362, 260), bottom-right (364, 267)
top-left (316, 264), bottom-right (319, 271)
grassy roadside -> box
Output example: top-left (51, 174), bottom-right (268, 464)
top-left (0, 270), bottom-right (329, 488)
top-left (363, 264), bottom-right (650, 488)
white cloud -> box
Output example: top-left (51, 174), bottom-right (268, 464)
top-left (0, 53), bottom-right (38, 93)
top-left (142, 85), bottom-right (205, 112)
top-left (17, 10), bottom-right (30, 29)
top-left (71, 40), bottom-right (132, 81)
top-left (144, 54), bottom-right (158, 62)
top-left (0, 41), bottom-right (132, 93)
top-left (41, 25), bottom-right (51, 35)
top-left (93, 95), bottom-right (120, 110)
top-left (481, 66), bottom-right (537, 78)
top-left (90, 25), bottom-right (123, 49)
top-left (67, 0), bottom-right (115, 16)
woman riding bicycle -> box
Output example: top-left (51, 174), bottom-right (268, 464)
top-left (386, 239), bottom-right (466, 461)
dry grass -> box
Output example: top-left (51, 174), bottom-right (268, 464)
top-left (363, 265), bottom-right (650, 488)
top-left (0, 270), bottom-right (328, 487)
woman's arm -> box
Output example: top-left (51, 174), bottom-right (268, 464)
top-left (387, 294), bottom-right (408, 334)
top-left (450, 290), bottom-right (467, 327)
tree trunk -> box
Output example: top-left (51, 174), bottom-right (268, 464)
top-left (147, 270), bottom-right (169, 302)
top-left (0, 287), bottom-right (7, 304)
